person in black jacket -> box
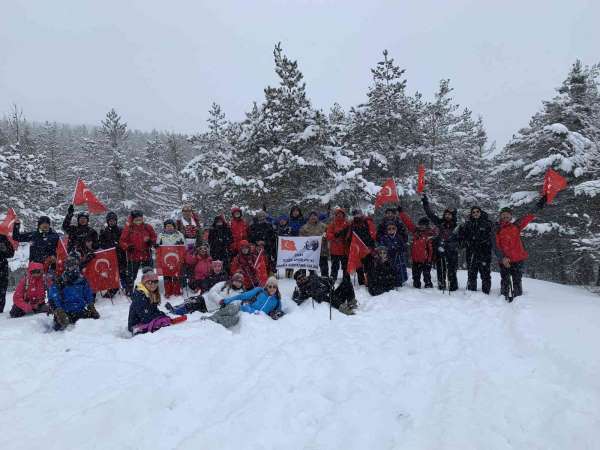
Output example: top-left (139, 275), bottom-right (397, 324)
top-left (421, 194), bottom-right (459, 292)
top-left (367, 246), bottom-right (396, 296)
top-left (13, 216), bottom-right (60, 268)
top-left (99, 211), bottom-right (127, 296)
top-left (457, 206), bottom-right (493, 294)
top-left (127, 268), bottom-right (169, 334)
top-left (62, 205), bottom-right (98, 254)
top-left (0, 234), bottom-right (15, 313)
top-left (349, 209), bottom-right (377, 286)
top-left (249, 211), bottom-right (277, 272)
top-left (292, 270), bottom-right (356, 315)
top-left (207, 216), bottom-right (233, 271)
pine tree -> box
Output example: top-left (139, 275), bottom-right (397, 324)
top-left (100, 109), bottom-right (129, 205)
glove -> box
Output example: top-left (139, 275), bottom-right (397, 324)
top-left (0, 243), bottom-right (6, 252)
top-left (437, 246), bottom-right (445, 254)
top-left (67, 204), bottom-right (74, 215)
top-left (421, 194), bottom-right (429, 205)
top-left (536, 195), bottom-right (547, 209)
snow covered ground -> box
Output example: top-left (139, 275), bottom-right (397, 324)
top-left (0, 271), bottom-right (599, 450)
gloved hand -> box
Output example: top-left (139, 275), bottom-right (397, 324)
top-left (67, 204), bottom-right (75, 215)
top-left (438, 246), bottom-right (445, 254)
top-left (421, 194), bottom-right (429, 205)
top-left (536, 195), bottom-right (547, 209)
top-left (334, 228), bottom-right (348, 238)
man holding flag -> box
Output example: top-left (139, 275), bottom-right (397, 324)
top-left (63, 205), bottom-right (99, 254)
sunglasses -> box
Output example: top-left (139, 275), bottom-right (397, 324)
top-left (146, 280), bottom-right (159, 284)
top-left (266, 284), bottom-right (277, 289)
top-left (30, 270), bottom-right (43, 275)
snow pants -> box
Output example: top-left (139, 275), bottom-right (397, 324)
top-left (467, 255), bottom-right (491, 294)
top-left (330, 255), bottom-right (349, 282)
top-left (0, 264), bottom-right (7, 313)
top-left (412, 262), bottom-right (433, 288)
top-left (500, 261), bottom-right (524, 298)
top-left (436, 252), bottom-right (458, 291)
top-left (125, 260), bottom-right (152, 296)
top-left (309, 256), bottom-right (330, 278)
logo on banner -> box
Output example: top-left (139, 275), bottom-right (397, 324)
top-left (281, 239), bottom-right (297, 252)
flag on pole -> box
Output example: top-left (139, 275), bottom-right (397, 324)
top-left (55, 236), bottom-right (69, 276)
top-left (417, 164), bottom-right (426, 193)
top-left (542, 168), bottom-right (567, 204)
top-left (0, 208), bottom-right (18, 250)
top-left (156, 245), bottom-right (186, 277)
top-left (374, 178), bottom-right (400, 208)
top-left (73, 178), bottom-right (108, 214)
top-left (347, 232), bottom-right (370, 274)
top-left (255, 249), bottom-right (269, 286)
top-left (82, 248), bottom-right (120, 292)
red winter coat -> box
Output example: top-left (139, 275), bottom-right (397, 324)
top-left (13, 262), bottom-right (47, 313)
top-left (230, 210), bottom-right (248, 253)
top-left (119, 223), bottom-right (157, 263)
top-left (495, 214), bottom-right (535, 263)
top-left (186, 252), bottom-right (213, 282)
top-left (326, 209), bottom-right (350, 256)
top-left (230, 252), bottom-right (259, 289)
top-left (399, 213), bottom-right (435, 263)
top-left (176, 212), bottom-right (204, 241)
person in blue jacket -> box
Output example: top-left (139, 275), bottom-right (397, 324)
top-left (48, 254), bottom-right (99, 331)
top-left (288, 206), bottom-right (306, 236)
top-left (378, 221), bottom-right (409, 287)
top-left (220, 276), bottom-right (281, 315)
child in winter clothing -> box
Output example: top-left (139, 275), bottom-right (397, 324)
top-left (119, 210), bottom-right (157, 296)
top-left (48, 255), bottom-right (99, 330)
top-left (300, 211), bottom-right (330, 277)
top-left (230, 240), bottom-right (259, 289)
top-left (378, 222), bottom-right (408, 287)
top-left (221, 276), bottom-right (281, 315)
top-left (159, 219), bottom-right (185, 298)
top-left (0, 234), bottom-right (15, 313)
top-left (398, 212), bottom-right (435, 289)
top-left (10, 262), bottom-right (48, 317)
top-left (186, 242), bottom-right (213, 292)
top-left (367, 247), bottom-right (396, 296)
top-left (326, 208), bottom-right (350, 282)
top-left (128, 269), bottom-right (171, 335)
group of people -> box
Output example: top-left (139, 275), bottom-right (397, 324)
top-left (0, 192), bottom-right (546, 334)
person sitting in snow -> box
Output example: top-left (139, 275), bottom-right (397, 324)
top-left (300, 211), bottom-right (330, 278)
top-left (158, 219), bottom-right (185, 298)
top-left (398, 212), bottom-right (436, 289)
top-left (9, 262), bottom-right (48, 317)
top-left (48, 255), bottom-right (99, 331)
top-left (292, 270), bottom-right (357, 315)
top-left (13, 215), bottom-right (60, 272)
top-left (127, 268), bottom-right (171, 335)
top-left (62, 205), bottom-right (98, 254)
top-left (200, 260), bottom-right (229, 292)
top-left (366, 246), bottom-right (396, 297)
top-left (220, 276), bottom-right (281, 316)
top-left (494, 195), bottom-right (546, 301)
top-left (0, 232), bottom-right (15, 313)
top-left (229, 240), bottom-right (259, 289)
top-left (378, 221), bottom-right (408, 288)
top-left (186, 241), bottom-right (212, 292)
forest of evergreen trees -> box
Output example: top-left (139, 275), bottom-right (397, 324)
top-left (1, 45), bottom-right (599, 286)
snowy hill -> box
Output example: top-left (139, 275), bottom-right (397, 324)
top-left (0, 272), bottom-right (599, 450)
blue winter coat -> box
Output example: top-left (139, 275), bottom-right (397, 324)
top-left (223, 286), bottom-right (281, 315)
top-left (378, 234), bottom-right (408, 287)
top-left (127, 284), bottom-right (167, 332)
top-left (48, 275), bottom-right (94, 313)
top-left (13, 224), bottom-right (60, 264)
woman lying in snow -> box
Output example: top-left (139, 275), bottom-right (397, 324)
top-left (220, 276), bottom-right (282, 316)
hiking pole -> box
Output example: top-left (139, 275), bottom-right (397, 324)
top-left (329, 282), bottom-right (333, 320)
top-left (507, 271), bottom-right (514, 303)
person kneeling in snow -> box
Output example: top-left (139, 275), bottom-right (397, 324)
top-left (220, 276), bottom-right (281, 316)
top-left (10, 262), bottom-right (49, 317)
top-left (127, 268), bottom-right (172, 335)
top-left (48, 255), bottom-right (99, 331)
top-left (367, 246), bottom-right (396, 297)
top-left (292, 270), bottom-right (357, 315)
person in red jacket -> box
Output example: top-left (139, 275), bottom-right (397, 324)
top-left (119, 210), bottom-right (157, 296)
top-left (186, 242), bottom-right (213, 292)
top-left (494, 195), bottom-right (545, 301)
top-left (229, 207), bottom-right (248, 255)
top-left (398, 212), bottom-right (436, 289)
top-left (326, 208), bottom-right (350, 282)
top-left (10, 262), bottom-right (49, 317)
top-left (229, 240), bottom-right (259, 289)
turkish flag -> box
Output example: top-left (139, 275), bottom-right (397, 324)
top-left (347, 232), bottom-right (370, 274)
top-left (82, 248), bottom-right (120, 292)
top-left (375, 178), bottom-right (400, 208)
top-left (542, 168), bottom-right (567, 204)
top-left (156, 245), bottom-right (186, 277)
top-left (55, 236), bottom-right (69, 276)
top-left (280, 239), bottom-right (297, 252)
top-left (417, 164), bottom-right (426, 193)
top-left (0, 208), bottom-right (18, 250)
top-left (73, 178), bottom-right (108, 214)
top-left (255, 249), bottom-right (269, 286)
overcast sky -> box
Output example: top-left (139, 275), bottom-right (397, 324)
top-left (1, 0), bottom-right (598, 149)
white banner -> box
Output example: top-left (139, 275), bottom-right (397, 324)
top-left (276, 236), bottom-right (321, 270)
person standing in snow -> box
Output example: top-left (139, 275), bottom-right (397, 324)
top-left (398, 212), bottom-right (435, 289)
top-left (249, 210), bottom-right (277, 274)
top-left (288, 206), bottom-right (307, 237)
top-left (207, 216), bottom-right (233, 271)
top-left (119, 210), bottom-right (157, 296)
top-left (229, 207), bottom-right (248, 255)
top-left (176, 204), bottom-right (204, 247)
top-left (366, 246), bottom-right (397, 296)
top-left (494, 196), bottom-right (546, 301)
top-left (158, 219), bottom-right (185, 298)
top-left (349, 209), bottom-right (377, 286)
top-left (421, 194), bottom-right (459, 292)
top-left (300, 211), bottom-right (330, 277)
top-left (292, 270), bottom-right (356, 315)
top-left (13, 216), bottom-right (60, 271)
top-left (62, 205), bottom-right (98, 254)
top-left (127, 268), bottom-right (171, 335)
top-left (0, 233), bottom-right (15, 313)
top-left (326, 208), bottom-right (350, 282)
top-left (9, 262), bottom-right (48, 317)
top-left (376, 207), bottom-right (407, 242)
top-left (99, 211), bottom-right (127, 297)
top-left (457, 206), bottom-right (494, 294)
top-left (377, 221), bottom-right (408, 288)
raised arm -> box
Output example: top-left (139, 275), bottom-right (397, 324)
top-left (223, 287), bottom-right (262, 305)
top-left (421, 195), bottom-right (442, 226)
top-left (398, 208), bottom-right (416, 233)
top-left (62, 205), bottom-right (75, 233)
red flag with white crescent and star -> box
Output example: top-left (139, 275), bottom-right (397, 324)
top-left (156, 245), bottom-right (186, 277)
top-left (73, 178), bottom-right (108, 214)
top-left (347, 232), bottom-right (371, 274)
top-left (82, 248), bottom-right (120, 292)
top-left (374, 178), bottom-right (400, 208)
top-left (55, 236), bottom-right (69, 276)
top-left (0, 208), bottom-right (18, 250)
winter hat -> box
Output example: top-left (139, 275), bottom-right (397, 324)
top-left (308, 211), bottom-right (319, 218)
top-left (141, 268), bottom-right (158, 282)
top-left (385, 207), bottom-right (397, 214)
top-left (417, 217), bottom-right (430, 226)
top-left (231, 272), bottom-right (244, 283)
top-left (212, 260), bottom-right (223, 271)
top-left (106, 211), bottom-right (117, 223)
top-left (265, 276), bottom-right (278, 288)
top-left (130, 210), bottom-right (144, 219)
top-left (470, 205), bottom-right (482, 213)
top-left (77, 211), bottom-right (90, 220)
top-left (163, 219), bottom-right (176, 228)
top-left (293, 269), bottom-right (307, 281)
top-left (277, 214), bottom-right (289, 223)
top-left (239, 240), bottom-right (250, 249)
top-left (37, 216), bottom-right (51, 226)
top-left (65, 254), bottom-right (80, 271)
top-left (256, 210), bottom-right (267, 220)
top-left (500, 206), bottom-right (513, 214)
top-left (231, 207), bottom-right (242, 216)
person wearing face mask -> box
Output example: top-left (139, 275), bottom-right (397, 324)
top-left (207, 215), bottom-right (233, 270)
top-left (62, 205), bottom-right (98, 254)
top-left (9, 262), bottom-right (48, 317)
top-left (128, 268), bottom-right (171, 335)
top-left (119, 210), bottom-right (157, 297)
top-left (13, 216), bottom-right (60, 272)
top-left (457, 206), bottom-right (494, 294)
top-left (229, 240), bottom-right (259, 289)
top-left (48, 254), bottom-right (99, 330)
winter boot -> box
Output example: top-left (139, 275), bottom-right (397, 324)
top-left (347, 297), bottom-right (358, 310)
top-left (53, 308), bottom-right (69, 331)
top-left (86, 304), bottom-right (100, 320)
top-left (337, 301), bottom-right (355, 315)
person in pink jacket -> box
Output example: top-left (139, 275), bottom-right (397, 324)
top-left (186, 242), bottom-right (212, 292)
top-left (10, 262), bottom-right (49, 317)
